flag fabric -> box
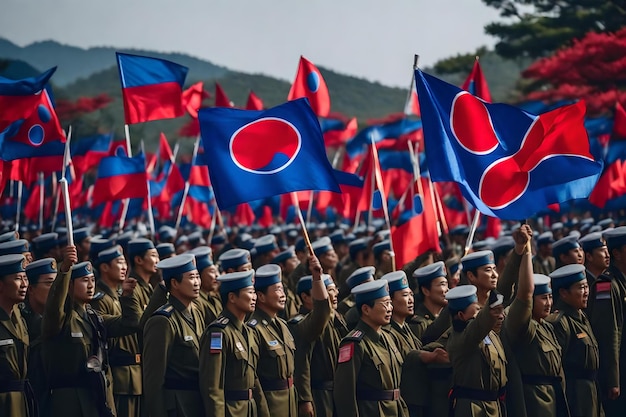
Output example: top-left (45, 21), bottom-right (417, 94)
top-left (71, 133), bottom-right (113, 174)
top-left (461, 60), bottom-right (491, 102)
top-left (588, 160), bottom-right (626, 208)
top-left (214, 83), bottom-right (234, 108)
top-left (315, 170), bottom-right (364, 220)
top-left (198, 98), bottom-right (340, 208)
top-left (116, 52), bottom-right (188, 124)
top-left (321, 117), bottom-right (357, 148)
top-left (0, 89), bottom-right (66, 161)
top-left (415, 69), bottom-right (603, 220)
top-left (246, 91), bottom-right (264, 110)
top-left (346, 118), bottom-right (422, 158)
top-left (108, 140), bottom-right (128, 157)
top-left (287, 56), bottom-right (330, 117)
top-left (182, 81), bottom-right (208, 118)
top-left (92, 154), bottom-right (148, 206)
top-left (614, 102), bottom-right (626, 139)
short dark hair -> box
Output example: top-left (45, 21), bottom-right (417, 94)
top-left (356, 300), bottom-right (376, 316)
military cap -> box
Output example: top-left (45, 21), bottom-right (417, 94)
top-left (0, 239), bottom-right (29, 256)
top-left (472, 239), bottom-right (494, 252)
top-left (533, 274), bottom-right (552, 296)
top-left (551, 236), bottom-right (580, 259)
top-left (461, 250), bottom-right (495, 271)
top-left (346, 266), bottom-right (375, 289)
top-left (73, 227), bottom-right (91, 244)
top-left (89, 238), bottom-right (115, 260)
top-left (492, 236), bottom-right (515, 262)
top-left (348, 238), bottom-right (369, 258)
top-left (294, 237), bottom-right (306, 253)
top-left (569, 230), bottom-right (581, 239)
top-left (218, 269), bottom-right (254, 295)
top-left (0, 231), bottom-right (18, 244)
top-left (604, 226), bottom-right (626, 250)
top-left (297, 275), bottom-right (314, 294)
top-left (323, 274), bottom-right (334, 287)
top-left (579, 232), bottom-right (606, 252)
top-left (96, 245), bottom-right (124, 267)
top-left (352, 280), bottom-right (389, 306)
top-left (445, 257), bottom-right (462, 275)
top-left (287, 229), bottom-right (299, 240)
top-left (219, 248), bottom-right (251, 271)
top-left (329, 229), bottom-right (347, 244)
top-left (32, 233), bottom-right (59, 253)
top-left (598, 218), bottom-right (614, 230)
top-left (445, 285), bottom-right (478, 312)
top-left (188, 231), bottom-right (205, 246)
top-left (156, 243), bottom-right (176, 259)
top-left (372, 240), bottom-right (391, 257)
top-left (254, 234), bottom-right (278, 256)
top-left (190, 246), bottom-right (213, 272)
top-left (413, 261), bottom-right (446, 286)
top-left (382, 270), bottom-right (409, 294)
top-left (589, 225), bottom-right (603, 233)
top-left (116, 231), bottom-right (136, 251)
top-left (254, 264), bottom-right (282, 289)
top-left (25, 257), bottom-right (57, 284)
top-left (271, 249), bottom-right (295, 265)
top-left (551, 222), bottom-right (564, 232)
top-left (269, 226), bottom-right (282, 235)
top-left (536, 231), bottom-right (554, 246)
top-left (157, 253), bottom-right (197, 281)
top-left (0, 254), bottom-right (26, 276)
top-left (158, 225), bottom-right (177, 242)
top-left (211, 234), bottom-right (226, 245)
top-left (70, 261), bottom-right (94, 280)
top-left (311, 237), bottom-right (333, 257)
top-left (175, 235), bottom-right (189, 247)
top-left (550, 264), bottom-right (586, 292)
top-left (127, 238), bottom-right (156, 260)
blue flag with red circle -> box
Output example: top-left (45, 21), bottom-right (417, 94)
top-left (415, 69), bottom-right (602, 220)
top-left (198, 98), bottom-right (340, 208)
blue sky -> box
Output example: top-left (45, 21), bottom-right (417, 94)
top-left (0, 0), bottom-right (503, 87)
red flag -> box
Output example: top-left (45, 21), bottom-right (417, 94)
top-left (215, 83), bottom-right (234, 108)
top-left (324, 117), bottom-right (357, 148)
top-left (589, 160), bottom-right (626, 208)
top-left (182, 81), bottom-right (208, 118)
top-left (232, 203), bottom-right (255, 226)
top-left (484, 216), bottom-right (502, 239)
top-left (245, 91), bottom-right (264, 110)
top-left (391, 178), bottom-right (441, 268)
top-left (461, 60), bottom-right (492, 102)
top-left (288, 56), bottom-right (330, 117)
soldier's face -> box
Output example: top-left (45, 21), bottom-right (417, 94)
top-left (532, 293), bottom-right (553, 320)
top-left (201, 265), bottom-right (220, 292)
top-left (0, 272), bottom-right (28, 304)
top-left (561, 279), bottom-right (589, 310)
top-left (174, 269), bottom-right (201, 301)
top-left (365, 296), bottom-right (393, 326)
top-left (28, 273), bottom-right (55, 307)
top-left (587, 246), bottom-right (610, 271)
top-left (258, 282), bottom-right (285, 312)
top-left (137, 249), bottom-right (160, 274)
top-left (327, 284), bottom-right (338, 310)
top-left (106, 256), bottom-right (128, 282)
top-left (71, 274), bottom-right (95, 303)
top-left (284, 256), bottom-right (299, 275)
top-left (468, 264), bottom-right (498, 291)
top-left (234, 286), bottom-right (256, 313)
top-left (320, 250), bottom-right (339, 270)
top-left (561, 247), bottom-right (584, 266)
top-left (422, 277), bottom-right (449, 308)
top-left (391, 288), bottom-right (414, 318)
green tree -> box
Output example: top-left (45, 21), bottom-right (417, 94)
top-left (482, 0), bottom-right (626, 58)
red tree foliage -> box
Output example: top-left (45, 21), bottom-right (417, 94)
top-left (55, 93), bottom-right (112, 122)
top-left (522, 28), bottom-right (626, 115)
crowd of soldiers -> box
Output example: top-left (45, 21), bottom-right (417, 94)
top-left (0, 215), bottom-right (625, 417)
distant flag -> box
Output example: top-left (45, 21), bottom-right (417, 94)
top-left (116, 52), bottom-right (189, 124)
top-left (182, 81), bottom-right (209, 119)
top-left (346, 118), bottom-right (422, 158)
top-left (403, 76), bottom-right (420, 117)
top-left (214, 82), bottom-right (234, 108)
top-left (415, 69), bottom-right (602, 220)
top-left (461, 59), bottom-right (492, 102)
top-left (245, 90), bottom-right (264, 111)
top-left (92, 154), bottom-right (148, 207)
top-left (288, 56), bottom-right (330, 117)
top-left (71, 133), bottom-right (113, 174)
top-left (108, 139), bottom-right (128, 157)
top-left (320, 116), bottom-right (357, 148)
top-left (198, 98), bottom-right (339, 208)
top-left (315, 170), bottom-right (364, 220)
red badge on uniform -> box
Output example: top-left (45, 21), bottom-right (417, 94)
top-left (596, 282), bottom-right (611, 300)
top-left (338, 342), bottom-right (354, 363)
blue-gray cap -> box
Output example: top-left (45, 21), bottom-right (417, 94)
top-left (552, 236), bottom-right (580, 259)
top-left (445, 285), bottom-right (478, 312)
top-left (461, 250), bottom-right (495, 270)
top-left (346, 266), bottom-right (375, 289)
top-left (533, 274), bottom-right (552, 296)
top-left (579, 232), bottom-right (605, 252)
top-left (550, 264), bottom-right (586, 292)
top-left (352, 280), bottom-right (389, 307)
top-left (382, 270), bottom-right (409, 294)
top-left (413, 261), bottom-right (446, 286)
top-left (219, 248), bottom-right (251, 271)
top-left (603, 226), bottom-right (626, 251)
top-left (254, 264), bottom-right (282, 289)
top-left (218, 270), bottom-right (255, 295)
top-left (157, 254), bottom-right (197, 281)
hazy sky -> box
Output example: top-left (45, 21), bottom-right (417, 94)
top-left (0, 0), bottom-right (503, 87)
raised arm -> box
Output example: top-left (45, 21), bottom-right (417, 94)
top-left (42, 245), bottom-right (77, 339)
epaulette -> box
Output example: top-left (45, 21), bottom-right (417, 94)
top-left (247, 318), bottom-right (258, 328)
top-left (287, 314), bottom-right (305, 325)
top-left (153, 304), bottom-right (174, 317)
top-left (209, 315), bottom-right (230, 329)
top-left (546, 310), bottom-right (565, 324)
top-left (343, 328), bottom-right (365, 342)
top-left (92, 292), bottom-right (105, 301)
top-left (408, 314), bottom-right (427, 324)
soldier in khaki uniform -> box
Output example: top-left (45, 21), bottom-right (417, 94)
top-left (190, 246), bottom-right (222, 324)
top-left (411, 262), bottom-right (449, 340)
top-left (532, 232), bottom-right (556, 276)
top-left (91, 245), bottom-right (145, 417)
top-left (373, 240), bottom-right (393, 279)
top-left (334, 279), bottom-right (408, 417)
top-left (22, 257), bottom-right (57, 408)
top-left (248, 264), bottom-right (298, 416)
top-left (336, 238), bottom-right (371, 300)
top-left (446, 281), bottom-right (507, 417)
top-left (127, 238), bottom-right (160, 311)
top-left (218, 248), bottom-right (252, 273)
top-left (0, 254), bottom-right (33, 417)
top-left (503, 224), bottom-right (569, 417)
top-left (42, 245), bottom-right (141, 417)
top-left (142, 253), bottom-right (205, 417)
top-left (199, 269), bottom-right (269, 417)
top-left (271, 250), bottom-right (301, 320)
top-left (289, 271), bottom-right (333, 417)
top-left (548, 264), bottom-right (603, 417)
top-left (338, 266), bottom-right (374, 330)
top-left (579, 232), bottom-right (610, 286)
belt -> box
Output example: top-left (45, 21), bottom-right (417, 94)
top-left (108, 352), bottom-right (141, 367)
top-left (225, 389), bottom-right (253, 401)
top-left (566, 369), bottom-right (598, 381)
top-left (163, 377), bottom-right (199, 391)
top-left (356, 388), bottom-right (401, 401)
top-left (450, 386), bottom-right (506, 402)
top-left (311, 380), bottom-right (334, 391)
top-left (260, 376), bottom-right (294, 391)
top-left (521, 374), bottom-right (562, 385)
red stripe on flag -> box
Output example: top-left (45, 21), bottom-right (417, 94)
top-left (122, 82), bottom-right (184, 124)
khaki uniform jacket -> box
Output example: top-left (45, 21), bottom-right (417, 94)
top-left (142, 295), bottom-right (205, 417)
top-left (199, 308), bottom-right (270, 417)
top-left (504, 297), bottom-right (567, 417)
top-left (336, 295), bottom-right (355, 316)
top-left (278, 282), bottom-right (300, 321)
top-left (20, 299), bottom-right (46, 410)
top-left (548, 301), bottom-right (603, 417)
top-left (0, 304), bottom-right (30, 417)
top-left (194, 289), bottom-right (222, 325)
top-left (532, 255), bottom-right (556, 276)
top-left (409, 303), bottom-right (436, 341)
top-left (447, 307), bottom-right (507, 417)
top-left (384, 320), bottom-right (422, 358)
top-left (333, 320), bottom-right (408, 417)
top-left (91, 281), bottom-right (143, 396)
top-left (248, 309), bottom-right (297, 416)
top-left (42, 270), bottom-right (141, 417)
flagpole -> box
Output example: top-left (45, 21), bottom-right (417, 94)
top-left (15, 181), bottom-right (22, 232)
top-left (119, 124), bottom-right (133, 232)
top-left (51, 172), bottom-right (60, 232)
top-left (306, 190), bottom-right (315, 224)
top-left (464, 210), bottom-right (481, 256)
top-left (206, 200), bottom-right (218, 246)
top-left (331, 147), bottom-right (343, 169)
top-left (38, 172), bottom-right (44, 231)
top-left (292, 192), bottom-right (315, 256)
top-left (175, 136), bottom-right (200, 230)
top-left (141, 140), bottom-right (156, 238)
